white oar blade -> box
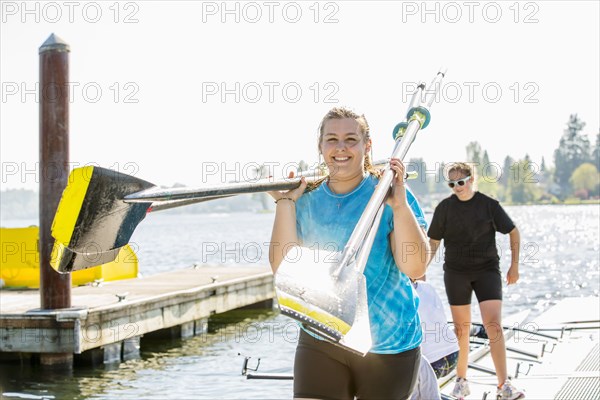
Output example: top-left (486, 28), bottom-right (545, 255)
top-left (339, 274), bottom-right (372, 355)
top-left (274, 246), bottom-right (371, 355)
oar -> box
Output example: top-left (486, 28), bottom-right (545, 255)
top-left (470, 338), bottom-right (541, 359)
top-left (536, 321), bottom-right (600, 329)
top-left (470, 322), bottom-right (560, 341)
top-left (121, 159), bottom-right (402, 203)
top-left (50, 166), bottom-right (326, 273)
top-left (49, 159), bottom-right (410, 273)
top-left (239, 354), bottom-right (294, 380)
top-left (245, 373), bottom-right (293, 380)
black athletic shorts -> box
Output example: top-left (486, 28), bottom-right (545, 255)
top-left (294, 330), bottom-right (421, 400)
top-left (444, 268), bottom-right (503, 306)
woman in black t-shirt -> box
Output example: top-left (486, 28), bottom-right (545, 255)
top-left (427, 162), bottom-right (525, 400)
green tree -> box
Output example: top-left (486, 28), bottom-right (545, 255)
top-left (553, 114), bottom-right (590, 196)
top-left (570, 163), bottom-right (599, 193)
top-left (482, 150), bottom-right (490, 170)
top-left (592, 132), bottom-right (600, 169)
top-left (500, 155), bottom-right (515, 186)
top-left (540, 157), bottom-right (547, 172)
top-left (466, 141), bottom-right (483, 177)
top-left (466, 141), bottom-right (482, 164)
top-left (507, 158), bottom-right (540, 204)
top-left (478, 150), bottom-right (497, 186)
top-left (298, 160), bottom-right (309, 172)
top-left (478, 177), bottom-right (500, 199)
top-left (430, 161), bottom-right (447, 193)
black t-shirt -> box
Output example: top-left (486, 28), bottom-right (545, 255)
top-left (428, 192), bottom-right (515, 272)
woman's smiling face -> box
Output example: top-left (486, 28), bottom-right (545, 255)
top-left (319, 117), bottom-right (370, 180)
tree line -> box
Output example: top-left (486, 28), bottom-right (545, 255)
top-left (406, 114), bottom-right (600, 205)
top-left (2, 115), bottom-right (598, 220)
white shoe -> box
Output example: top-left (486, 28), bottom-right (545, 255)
top-left (451, 377), bottom-right (471, 399)
top-left (496, 380), bottom-right (525, 400)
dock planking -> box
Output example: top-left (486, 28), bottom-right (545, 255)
top-left (439, 297), bottom-right (599, 399)
top-left (0, 266), bottom-right (274, 358)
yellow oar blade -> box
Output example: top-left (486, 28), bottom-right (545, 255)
top-left (50, 166), bottom-right (154, 273)
top-left (275, 246), bottom-right (372, 355)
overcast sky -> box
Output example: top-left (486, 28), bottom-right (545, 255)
top-left (1, 0), bottom-right (598, 190)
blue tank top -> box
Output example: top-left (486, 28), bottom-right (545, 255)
top-left (295, 174), bottom-right (427, 354)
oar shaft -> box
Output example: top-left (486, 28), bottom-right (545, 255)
top-left (471, 322), bottom-right (560, 341)
top-left (353, 203), bottom-right (385, 274)
top-left (125, 160), bottom-right (390, 203)
top-left (125, 176), bottom-right (307, 202)
top-left (343, 115), bottom-right (422, 256)
top-left (148, 195), bottom-right (235, 212)
top-left (246, 373), bottom-right (293, 380)
top-left (424, 68), bottom-right (447, 108)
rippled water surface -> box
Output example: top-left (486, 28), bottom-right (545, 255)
top-left (1, 205), bottom-right (598, 399)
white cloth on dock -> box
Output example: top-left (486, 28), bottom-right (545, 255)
top-left (409, 354), bottom-right (441, 400)
top-left (415, 280), bottom-right (459, 363)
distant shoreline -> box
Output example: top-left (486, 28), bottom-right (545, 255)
top-left (2, 201), bottom-right (598, 225)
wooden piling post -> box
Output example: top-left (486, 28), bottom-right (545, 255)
top-left (39, 33), bottom-right (72, 367)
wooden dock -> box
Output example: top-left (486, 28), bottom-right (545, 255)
top-left (439, 297), bottom-right (600, 399)
top-left (0, 266), bottom-right (274, 363)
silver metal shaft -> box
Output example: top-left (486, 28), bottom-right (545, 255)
top-left (339, 69), bottom-right (446, 273)
top-left (341, 118), bottom-right (422, 263)
top-left (124, 160), bottom-right (390, 203)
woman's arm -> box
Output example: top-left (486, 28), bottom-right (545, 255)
top-left (268, 177), bottom-right (307, 273)
top-left (387, 159), bottom-right (430, 279)
top-left (427, 238), bottom-right (441, 267)
top-left (506, 226), bottom-right (520, 285)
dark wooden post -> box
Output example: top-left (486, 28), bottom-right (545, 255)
top-left (39, 33), bottom-right (72, 367)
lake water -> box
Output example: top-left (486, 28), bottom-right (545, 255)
top-left (1, 205), bottom-right (599, 399)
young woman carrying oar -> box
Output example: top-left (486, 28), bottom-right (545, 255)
top-left (269, 107), bottom-right (430, 400)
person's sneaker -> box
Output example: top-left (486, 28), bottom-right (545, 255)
top-left (496, 380), bottom-right (525, 400)
top-left (451, 377), bottom-right (471, 399)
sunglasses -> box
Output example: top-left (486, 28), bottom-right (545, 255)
top-left (448, 176), bottom-right (471, 188)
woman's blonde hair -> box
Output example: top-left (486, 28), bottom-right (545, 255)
top-left (446, 162), bottom-right (473, 179)
top-left (308, 107), bottom-right (381, 191)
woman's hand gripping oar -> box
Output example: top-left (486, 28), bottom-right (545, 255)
top-left (267, 172), bottom-right (308, 274)
top-left (386, 158), bottom-right (429, 280)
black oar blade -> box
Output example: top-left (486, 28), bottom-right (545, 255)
top-left (52, 246), bottom-right (123, 274)
top-left (50, 166), bottom-right (155, 273)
